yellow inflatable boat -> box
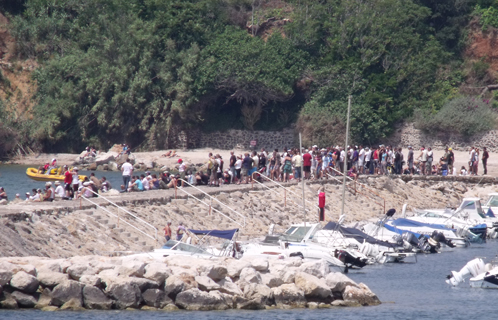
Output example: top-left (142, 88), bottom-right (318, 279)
top-left (26, 167), bottom-right (87, 182)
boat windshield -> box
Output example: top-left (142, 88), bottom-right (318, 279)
top-left (161, 240), bottom-right (210, 255)
top-left (281, 226), bottom-right (312, 242)
top-left (486, 196), bottom-right (498, 207)
top-left (422, 211), bottom-right (444, 218)
top-left (461, 200), bottom-right (486, 218)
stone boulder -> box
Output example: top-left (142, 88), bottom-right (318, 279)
top-left (95, 152), bottom-right (116, 166)
top-left (115, 260), bottom-right (146, 278)
top-left (142, 289), bottom-right (173, 308)
top-left (216, 278), bottom-right (243, 296)
top-left (227, 260), bottom-right (251, 278)
top-left (79, 275), bottom-right (102, 287)
top-left (51, 280), bottom-right (84, 307)
top-left (0, 270), bottom-right (13, 286)
top-left (60, 298), bottom-right (85, 310)
top-left (325, 272), bottom-right (358, 293)
top-left (206, 265), bottom-right (228, 282)
top-left (36, 271), bottom-right (69, 288)
top-left (195, 276), bottom-right (221, 292)
top-left (164, 274), bottom-right (197, 300)
top-left (272, 284), bottom-right (307, 308)
top-left (298, 260), bottom-right (329, 278)
top-left (10, 271), bottom-right (39, 293)
top-left (67, 264), bottom-right (96, 281)
top-left (106, 281), bottom-right (142, 309)
top-left (11, 291), bottom-right (38, 308)
top-left (250, 258), bottom-right (269, 272)
top-left (127, 277), bottom-right (159, 292)
top-left (35, 288), bottom-right (52, 309)
top-left (0, 292), bottom-right (18, 309)
top-left (261, 273), bottom-right (284, 288)
top-left (239, 267), bottom-right (262, 284)
top-left (294, 272), bottom-right (331, 299)
top-left (175, 288), bottom-right (231, 311)
top-left (82, 285), bottom-right (113, 310)
top-left (244, 283), bottom-right (273, 306)
top-left (342, 283), bottom-right (380, 306)
top-left (144, 263), bottom-right (171, 285)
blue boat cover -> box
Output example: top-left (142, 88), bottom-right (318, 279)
top-left (188, 229), bottom-right (238, 240)
top-left (470, 224), bottom-right (487, 230)
top-left (383, 223), bottom-right (426, 239)
top-left (322, 222), bottom-right (396, 248)
top-left (389, 218), bottom-right (452, 231)
top-left (487, 208), bottom-right (496, 218)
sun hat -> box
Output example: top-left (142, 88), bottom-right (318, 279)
top-left (83, 182), bottom-right (90, 186)
top-left (55, 181), bottom-right (60, 185)
top-left (448, 147), bottom-right (452, 151)
top-left (178, 159), bottom-right (182, 163)
top-left (73, 167), bottom-right (79, 171)
top-left (45, 182), bottom-right (52, 187)
top-left (15, 193), bottom-right (20, 197)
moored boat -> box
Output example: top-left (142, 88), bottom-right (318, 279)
top-left (26, 167), bottom-right (87, 182)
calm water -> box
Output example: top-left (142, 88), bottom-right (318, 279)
top-left (0, 165), bottom-right (151, 200)
top-left (0, 244), bottom-right (497, 319)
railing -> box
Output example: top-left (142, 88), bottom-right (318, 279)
top-left (326, 167), bottom-right (386, 214)
top-left (177, 179), bottom-right (246, 227)
top-left (80, 189), bottom-right (158, 242)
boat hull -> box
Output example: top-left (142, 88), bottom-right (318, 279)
top-left (26, 167), bottom-right (86, 182)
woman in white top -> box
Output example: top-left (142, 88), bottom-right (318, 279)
top-left (235, 156), bottom-right (243, 182)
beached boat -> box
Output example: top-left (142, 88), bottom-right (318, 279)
top-left (446, 258), bottom-right (498, 288)
top-left (26, 167), bottom-right (86, 182)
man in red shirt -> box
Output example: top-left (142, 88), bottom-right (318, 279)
top-left (303, 150), bottom-right (312, 179)
top-left (63, 165), bottom-right (73, 198)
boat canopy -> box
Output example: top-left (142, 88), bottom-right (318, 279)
top-left (188, 229), bottom-right (239, 240)
top-left (323, 222), bottom-right (396, 248)
top-left (390, 218), bottom-right (451, 230)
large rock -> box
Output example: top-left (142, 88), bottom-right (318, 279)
top-left (342, 283), bottom-right (381, 306)
top-left (0, 292), bottom-right (18, 309)
top-left (250, 258), bottom-right (269, 272)
top-left (227, 260), bottom-right (251, 278)
top-left (272, 284), bottom-right (307, 308)
top-left (51, 280), bottom-right (84, 307)
top-left (79, 275), bottom-right (102, 287)
top-left (10, 271), bottom-right (39, 293)
top-left (294, 272), bottom-right (331, 299)
top-left (144, 263), bottom-right (171, 285)
top-left (243, 283), bottom-right (273, 306)
top-left (95, 152), bottom-right (116, 166)
top-left (60, 298), bottom-right (85, 311)
top-left (11, 291), bottom-right (38, 308)
top-left (175, 288), bottom-right (231, 310)
top-left (196, 276), bottom-right (221, 292)
top-left (261, 273), bottom-right (284, 288)
top-left (106, 281), bottom-right (142, 309)
top-left (36, 271), bottom-right (69, 288)
top-left (127, 277), bottom-right (159, 292)
top-left (298, 260), bottom-right (329, 278)
top-left (239, 268), bottom-right (262, 284)
top-left (164, 274), bottom-right (197, 299)
top-left (115, 260), bottom-right (146, 277)
top-left (142, 289), bottom-right (173, 308)
top-left (35, 288), bottom-right (52, 309)
top-left (206, 266), bottom-right (228, 282)
top-left (83, 285), bottom-right (113, 310)
top-left (0, 270), bottom-right (13, 286)
top-left (216, 278), bottom-right (243, 296)
top-left (67, 264), bottom-right (96, 281)
top-left (325, 272), bottom-right (358, 293)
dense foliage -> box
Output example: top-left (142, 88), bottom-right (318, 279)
top-left (1, 0), bottom-right (497, 152)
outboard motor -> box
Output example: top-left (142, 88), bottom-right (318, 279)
top-left (393, 234), bottom-right (403, 247)
top-left (431, 230), bottom-right (455, 248)
top-left (419, 235), bottom-right (438, 253)
top-left (334, 249), bottom-right (368, 269)
top-left (446, 258), bottom-right (486, 286)
top-left (401, 231), bottom-right (419, 251)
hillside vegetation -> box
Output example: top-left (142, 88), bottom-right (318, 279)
top-left (1, 0), bottom-right (498, 155)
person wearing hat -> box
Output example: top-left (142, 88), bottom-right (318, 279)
top-left (54, 181), bottom-right (65, 198)
top-left (25, 192), bottom-right (31, 201)
top-left (43, 182), bottom-right (55, 202)
top-left (176, 222), bottom-right (186, 241)
top-left (77, 181), bottom-right (93, 198)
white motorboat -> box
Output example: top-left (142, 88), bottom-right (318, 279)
top-left (242, 223), bottom-right (367, 272)
top-left (133, 228), bottom-right (241, 260)
top-left (446, 258), bottom-right (498, 288)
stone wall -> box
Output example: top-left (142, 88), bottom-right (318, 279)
top-left (384, 123), bottom-right (498, 152)
top-left (184, 128), bottom-right (296, 150)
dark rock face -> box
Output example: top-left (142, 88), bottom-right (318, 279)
top-left (142, 289), bottom-right (173, 308)
top-left (82, 285), bottom-right (113, 310)
top-left (51, 280), bottom-right (84, 307)
top-left (175, 288), bottom-right (231, 311)
top-left (11, 291), bottom-right (38, 308)
top-left (106, 281), bottom-right (142, 309)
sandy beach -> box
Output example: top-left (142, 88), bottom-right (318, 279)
top-left (7, 147), bottom-right (498, 177)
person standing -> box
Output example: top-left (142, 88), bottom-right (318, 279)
top-left (418, 146), bottom-right (427, 175)
top-left (358, 146), bottom-right (365, 174)
top-left (302, 149), bottom-right (312, 179)
top-left (292, 150), bottom-right (303, 182)
top-left (229, 151), bottom-right (237, 183)
top-left (176, 222), bottom-right (186, 241)
top-left (448, 148), bottom-right (455, 175)
top-left (121, 159), bottom-right (133, 192)
top-left (469, 147), bottom-right (476, 175)
top-left (318, 187), bottom-right (325, 222)
top-left (163, 222), bottom-right (172, 241)
top-left (482, 147), bottom-right (489, 175)
top-left (407, 146), bottom-right (414, 175)
top-left (426, 147), bottom-right (433, 176)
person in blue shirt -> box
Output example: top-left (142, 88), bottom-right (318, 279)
top-left (131, 176), bottom-right (144, 191)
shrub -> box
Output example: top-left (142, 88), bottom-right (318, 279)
top-left (415, 96), bottom-right (496, 136)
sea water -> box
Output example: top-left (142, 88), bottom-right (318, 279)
top-left (0, 165), bottom-right (146, 200)
top-left (0, 243), bottom-right (497, 319)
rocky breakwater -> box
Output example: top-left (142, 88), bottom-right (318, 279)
top-left (0, 255), bottom-right (379, 311)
